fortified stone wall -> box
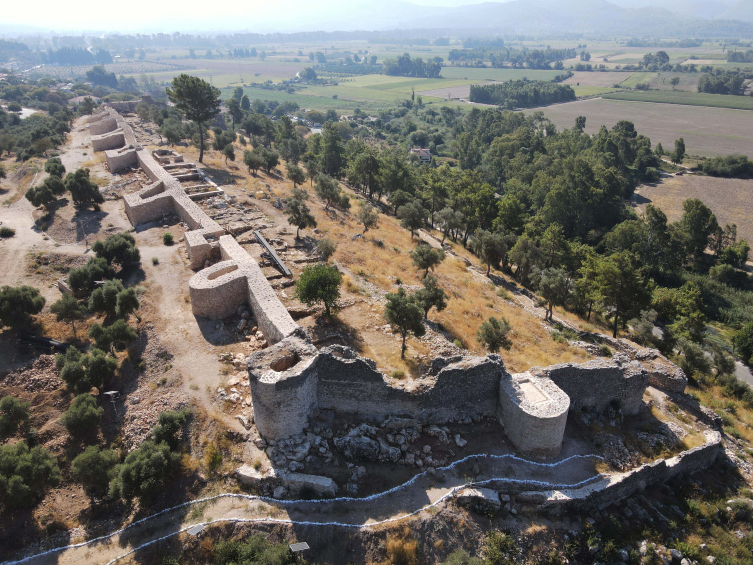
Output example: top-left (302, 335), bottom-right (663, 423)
top-left (531, 359), bottom-right (649, 415)
top-left (188, 236), bottom-right (299, 343)
top-left (88, 106), bottom-right (298, 345)
top-left (315, 347), bottom-right (504, 421)
top-left (248, 342), bottom-right (576, 458)
top-left (572, 431), bottom-right (722, 511)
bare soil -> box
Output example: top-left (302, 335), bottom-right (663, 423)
top-left (525, 98), bottom-right (753, 158)
top-left (632, 174), bottom-right (753, 246)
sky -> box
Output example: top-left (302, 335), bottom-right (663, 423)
top-left (1, 0), bottom-right (743, 33)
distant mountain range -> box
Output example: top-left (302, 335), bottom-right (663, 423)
top-left (4, 0), bottom-right (753, 37)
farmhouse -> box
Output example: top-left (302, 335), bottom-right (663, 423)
top-left (410, 147), bottom-right (432, 164)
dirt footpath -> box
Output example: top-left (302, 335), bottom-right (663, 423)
top-left (15, 454), bottom-right (600, 565)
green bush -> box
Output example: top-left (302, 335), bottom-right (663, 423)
top-left (88, 279), bottom-right (124, 316)
top-left (152, 257), bottom-right (159, 265)
top-left (109, 440), bottom-right (180, 503)
top-left (71, 446), bottom-right (117, 499)
top-left (92, 232), bottom-right (140, 265)
top-left (88, 319), bottom-right (138, 352)
top-left (0, 285), bottom-right (45, 328)
top-left (483, 530), bottom-right (518, 565)
top-left (162, 232), bottom-right (173, 245)
top-left (0, 441), bottom-right (61, 510)
top-left (214, 535), bottom-right (296, 565)
top-left (0, 396), bottom-right (30, 438)
top-left (477, 316), bottom-right (512, 353)
top-left (61, 394), bottom-right (103, 436)
top-left (0, 226), bottom-right (15, 238)
top-left (56, 346), bottom-right (118, 394)
top-left (67, 257), bottom-right (113, 294)
top-left (151, 408), bottom-right (191, 449)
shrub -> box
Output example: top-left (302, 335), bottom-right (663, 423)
top-left (68, 257), bottom-right (113, 294)
top-left (214, 535), bottom-right (296, 565)
top-left (317, 237), bottom-right (337, 261)
top-left (162, 232), bottom-right (173, 245)
top-left (61, 394), bottom-right (103, 436)
top-left (109, 440), bottom-right (180, 503)
top-left (151, 408), bottom-right (191, 449)
top-left (88, 279), bottom-right (124, 316)
top-left (71, 446), bottom-right (117, 500)
top-left (0, 396), bottom-right (30, 438)
top-left (0, 285), bottom-right (45, 328)
top-left (152, 257), bottom-right (159, 265)
top-left (293, 263), bottom-right (342, 317)
top-left (89, 319), bottom-right (138, 352)
top-left (477, 317), bottom-right (512, 353)
top-left (733, 322), bottom-right (753, 363)
top-left (0, 442), bottom-right (61, 510)
top-left (92, 232), bottom-right (140, 265)
top-left (56, 346), bottom-right (118, 394)
top-left (0, 226), bottom-right (15, 238)
top-left (483, 530), bottom-right (518, 565)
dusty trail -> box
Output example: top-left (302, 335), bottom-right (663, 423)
top-left (8, 454), bottom-right (601, 565)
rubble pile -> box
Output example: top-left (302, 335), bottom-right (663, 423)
top-left (2, 355), bottom-right (64, 392)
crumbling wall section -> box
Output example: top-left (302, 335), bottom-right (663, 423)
top-left (532, 359), bottom-right (649, 416)
top-left (315, 347), bottom-right (504, 422)
top-left (572, 431), bottom-right (722, 510)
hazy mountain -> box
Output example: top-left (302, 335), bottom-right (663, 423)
top-left (3, 0), bottom-right (753, 36)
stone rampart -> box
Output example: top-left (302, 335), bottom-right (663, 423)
top-left (89, 106), bottom-right (297, 344)
top-left (498, 372), bottom-right (569, 459)
top-left (315, 348), bottom-right (504, 422)
top-left (188, 236), bottom-right (299, 344)
top-left (531, 359), bottom-right (649, 416)
top-left (569, 430), bottom-right (722, 511)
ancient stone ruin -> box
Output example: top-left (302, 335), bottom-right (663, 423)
top-left (88, 103), bottom-right (700, 477)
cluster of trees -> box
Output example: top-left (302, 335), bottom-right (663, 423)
top-left (0, 110), bottom-right (71, 161)
top-left (726, 49), bottom-right (753, 63)
top-left (627, 39), bottom-right (701, 48)
top-left (641, 51), bottom-right (670, 68)
top-left (43, 47), bottom-right (113, 65)
top-left (697, 70), bottom-right (749, 95)
top-left (469, 80), bottom-right (576, 109)
top-left (26, 159), bottom-right (103, 209)
top-left (448, 47), bottom-right (575, 69)
top-left (696, 154), bottom-right (753, 178)
top-left (382, 53), bottom-right (442, 78)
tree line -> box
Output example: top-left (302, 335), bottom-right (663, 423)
top-left (469, 79), bottom-right (576, 108)
top-left (382, 53), bottom-right (442, 78)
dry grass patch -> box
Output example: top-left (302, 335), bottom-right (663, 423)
top-left (179, 143), bottom-right (592, 373)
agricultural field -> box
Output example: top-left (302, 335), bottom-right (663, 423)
top-left (28, 60), bottom-right (192, 80)
top-left (618, 71), bottom-right (657, 88)
top-left (526, 98), bottom-right (753, 157)
top-left (632, 174), bottom-right (753, 245)
top-left (603, 90), bottom-right (753, 110)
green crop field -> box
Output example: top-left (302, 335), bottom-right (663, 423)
top-left (571, 86), bottom-right (622, 97)
top-left (619, 72), bottom-right (657, 88)
top-left (603, 90), bottom-right (753, 110)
